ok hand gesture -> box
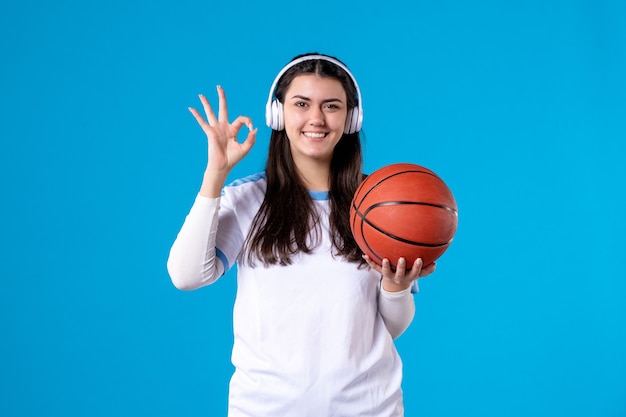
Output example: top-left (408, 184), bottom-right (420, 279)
top-left (188, 86), bottom-right (257, 197)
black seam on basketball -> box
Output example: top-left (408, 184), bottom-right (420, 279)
top-left (370, 200), bottom-right (458, 214)
top-left (357, 219), bottom-right (386, 265)
top-left (353, 206), bottom-right (452, 248)
top-left (353, 169), bottom-right (439, 210)
top-left (352, 203), bottom-right (384, 262)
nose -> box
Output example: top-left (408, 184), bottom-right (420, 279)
top-left (309, 106), bottom-right (325, 126)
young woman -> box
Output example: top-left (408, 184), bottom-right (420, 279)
top-left (167, 53), bottom-right (435, 416)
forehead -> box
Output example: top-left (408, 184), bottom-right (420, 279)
top-left (284, 74), bottom-right (347, 100)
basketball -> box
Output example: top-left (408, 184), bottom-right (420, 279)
top-left (350, 163), bottom-right (458, 269)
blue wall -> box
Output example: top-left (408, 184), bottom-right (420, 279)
top-left (1, 1), bottom-right (624, 416)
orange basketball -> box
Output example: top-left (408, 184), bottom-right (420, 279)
top-left (350, 163), bottom-right (458, 269)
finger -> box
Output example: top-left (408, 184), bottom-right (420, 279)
top-left (410, 258), bottom-right (424, 277)
top-left (231, 116), bottom-right (255, 136)
top-left (381, 258), bottom-right (393, 277)
top-left (199, 94), bottom-right (218, 125)
top-left (188, 106), bottom-right (209, 128)
top-left (362, 254), bottom-right (383, 273)
top-left (217, 85), bottom-right (229, 123)
top-left (240, 127), bottom-right (258, 155)
top-left (395, 257), bottom-right (407, 278)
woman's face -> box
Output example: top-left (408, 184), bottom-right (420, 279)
top-left (282, 74), bottom-right (348, 165)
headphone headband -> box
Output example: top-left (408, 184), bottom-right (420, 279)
top-left (265, 55), bottom-right (363, 133)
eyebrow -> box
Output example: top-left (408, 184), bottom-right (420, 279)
top-left (289, 95), bottom-right (344, 103)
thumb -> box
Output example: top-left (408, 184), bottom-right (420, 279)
top-left (240, 127), bottom-right (257, 155)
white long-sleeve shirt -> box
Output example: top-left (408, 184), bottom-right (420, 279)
top-left (167, 173), bottom-right (417, 417)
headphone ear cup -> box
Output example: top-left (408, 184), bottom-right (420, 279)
top-left (353, 107), bottom-right (362, 133)
top-left (268, 100), bottom-right (284, 131)
top-left (274, 101), bottom-right (284, 131)
top-left (344, 107), bottom-right (354, 134)
top-left (344, 107), bottom-right (361, 134)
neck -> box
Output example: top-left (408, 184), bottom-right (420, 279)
top-left (294, 158), bottom-right (331, 191)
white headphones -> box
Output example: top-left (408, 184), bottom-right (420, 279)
top-left (265, 55), bottom-right (363, 134)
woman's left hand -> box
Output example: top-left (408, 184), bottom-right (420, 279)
top-left (363, 255), bottom-right (436, 292)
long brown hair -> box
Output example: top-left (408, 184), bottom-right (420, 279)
top-left (245, 53), bottom-right (365, 266)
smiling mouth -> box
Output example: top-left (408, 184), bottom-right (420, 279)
top-left (303, 132), bottom-right (327, 138)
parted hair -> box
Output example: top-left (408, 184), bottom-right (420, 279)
top-left (245, 53), bottom-right (365, 267)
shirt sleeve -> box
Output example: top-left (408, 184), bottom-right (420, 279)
top-left (166, 195), bottom-right (225, 290)
top-left (378, 284), bottom-right (416, 339)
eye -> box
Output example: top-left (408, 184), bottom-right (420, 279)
top-left (294, 101), bottom-right (308, 108)
top-left (324, 103), bottom-right (341, 110)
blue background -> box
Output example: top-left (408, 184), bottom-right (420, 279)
top-left (1, 0), bottom-right (625, 416)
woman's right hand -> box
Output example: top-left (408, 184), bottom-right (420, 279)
top-left (188, 85), bottom-right (257, 197)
